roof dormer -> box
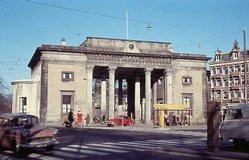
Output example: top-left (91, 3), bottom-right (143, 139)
top-left (230, 39), bottom-right (240, 60)
top-left (214, 47), bottom-right (222, 62)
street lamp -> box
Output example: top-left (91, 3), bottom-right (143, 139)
top-left (147, 23), bottom-right (152, 30)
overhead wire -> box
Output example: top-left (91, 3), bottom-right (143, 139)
top-left (25, 0), bottom-right (244, 50)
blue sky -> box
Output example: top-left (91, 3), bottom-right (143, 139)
top-left (1, 0), bottom-right (249, 89)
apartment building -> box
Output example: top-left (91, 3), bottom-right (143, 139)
top-left (209, 39), bottom-right (249, 107)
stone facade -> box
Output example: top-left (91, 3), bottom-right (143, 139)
top-left (12, 37), bottom-right (211, 124)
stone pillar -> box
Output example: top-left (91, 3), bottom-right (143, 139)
top-left (163, 70), bottom-right (167, 104)
top-left (152, 80), bottom-right (157, 105)
top-left (145, 68), bottom-right (153, 123)
top-left (86, 65), bottom-right (94, 120)
top-left (167, 69), bottom-right (173, 104)
top-left (101, 76), bottom-right (107, 116)
top-left (108, 66), bottom-right (117, 119)
top-left (118, 79), bottom-right (123, 105)
top-left (135, 77), bottom-right (141, 121)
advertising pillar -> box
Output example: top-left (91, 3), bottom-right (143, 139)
top-left (207, 101), bottom-right (220, 152)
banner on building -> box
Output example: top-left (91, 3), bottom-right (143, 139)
top-left (153, 104), bottom-right (189, 109)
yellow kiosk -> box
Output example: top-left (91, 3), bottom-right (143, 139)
top-left (153, 104), bottom-right (192, 127)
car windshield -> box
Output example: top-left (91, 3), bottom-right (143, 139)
top-left (227, 109), bottom-right (243, 120)
top-left (9, 116), bottom-right (39, 127)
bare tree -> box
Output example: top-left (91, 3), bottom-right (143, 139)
top-left (0, 77), bottom-right (12, 113)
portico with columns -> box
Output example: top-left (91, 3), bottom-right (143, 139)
top-left (24, 36), bottom-right (210, 124)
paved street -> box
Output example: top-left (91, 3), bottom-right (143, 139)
top-left (1, 124), bottom-right (249, 160)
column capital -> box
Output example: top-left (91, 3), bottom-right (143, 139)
top-left (108, 66), bottom-right (117, 74)
top-left (144, 68), bottom-right (153, 75)
top-left (86, 65), bottom-right (94, 72)
top-left (164, 69), bottom-right (173, 76)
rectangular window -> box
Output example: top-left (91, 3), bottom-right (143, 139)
top-left (62, 95), bottom-right (71, 113)
top-left (182, 76), bottom-right (192, 85)
top-left (61, 91), bottom-right (74, 114)
top-left (19, 97), bottom-right (27, 113)
top-left (182, 93), bottom-right (193, 115)
top-left (61, 71), bottom-right (74, 81)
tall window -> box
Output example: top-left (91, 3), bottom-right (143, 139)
top-left (62, 95), bottom-right (71, 113)
top-left (182, 93), bottom-right (193, 115)
top-left (61, 91), bottom-right (74, 114)
top-left (19, 97), bottom-right (27, 113)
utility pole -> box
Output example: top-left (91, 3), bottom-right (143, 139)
top-left (244, 28), bottom-right (247, 103)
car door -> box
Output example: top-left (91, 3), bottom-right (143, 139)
top-left (0, 118), bottom-right (11, 148)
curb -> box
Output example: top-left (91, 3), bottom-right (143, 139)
top-left (153, 147), bottom-right (249, 159)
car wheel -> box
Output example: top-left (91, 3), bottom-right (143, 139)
top-left (113, 122), bottom-right (118, 127)
top-left (129, 122), bottom-right (134, 127)
top-left (45, 145), bottom-right (54, 152)
top-left (11, 140), bottom-right (27, 155)
top-left (233, 139), bottom-right (247, 148)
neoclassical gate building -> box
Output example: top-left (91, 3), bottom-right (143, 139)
top-left (12, 37), bottom-right (211, 124)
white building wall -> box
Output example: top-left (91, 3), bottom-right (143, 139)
top-left (11, 80), bottom-right (39, 116)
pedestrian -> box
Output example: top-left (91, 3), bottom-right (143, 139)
top-left (169, 112), bottom-right (173, 127)
top-left (180, 112), bottom-right (184, 125)
top-left (85, 114), bottom-right (90, 126)
top-left (164, 114), bottom-right (168, 126)
top-left (102, 114), bottom-right (106, 125)
top-left (68, 109), bottom-right (74, 127)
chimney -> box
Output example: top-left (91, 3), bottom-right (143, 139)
top-left (61, 38), bottom-right (66, 46)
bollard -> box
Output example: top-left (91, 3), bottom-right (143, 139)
top-left (207, 101), bottom-right (220, 152)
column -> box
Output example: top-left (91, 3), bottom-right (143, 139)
top-left (167, 69), bottom-right (173, 104)
top-left (86, 65), bottom-right (94, 120)
top-left (145, 68), bottom-right (153, 123)
top-left (101, 76), bottom-right (107, 116)
top-left (163, 70), bottom-right (167, 104)
top-left (108, 66), bottom-right (117, 119)
top-left (135, 77), bottom-right (141, 121)
top-left (152, 79), bottom-right (157, 105)
top-left (118, 79), bottom-right (123, 105)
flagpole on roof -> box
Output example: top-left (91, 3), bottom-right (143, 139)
top-left (126, 10), bottom-right (128, 40)
top-left (244, 28), bottom-right (247, 103)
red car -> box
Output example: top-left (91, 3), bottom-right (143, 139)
top-left (107, 115), bottom-right (135, 127)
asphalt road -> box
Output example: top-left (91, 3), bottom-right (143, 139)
top-left (1, 125), bottom-right (249, 160)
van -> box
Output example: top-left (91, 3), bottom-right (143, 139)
top-left (219, 103), bottom-right (249, 147)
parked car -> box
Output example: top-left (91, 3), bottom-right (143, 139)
top-left (107, 115), bottom-right (135, 127)
top-left (0, 113), bottom-right (59, 154)
top-left (219, 103), bottom-right (249, 147)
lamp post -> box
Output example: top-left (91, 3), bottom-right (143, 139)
top-left (244, 28), bottom-right (247, 103)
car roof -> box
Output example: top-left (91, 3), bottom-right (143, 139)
top-left (229, 103), bottom-right (249, 110)
top-left (0, 113), bottom-right (37, 119)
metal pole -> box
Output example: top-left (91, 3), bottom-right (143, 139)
top-left (126, 10), bottom-right (128, 40)
top-left (244, 28), bottom-right (247, 103)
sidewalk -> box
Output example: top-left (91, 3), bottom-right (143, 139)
top-left (153, 147), bottom-right (249, 160)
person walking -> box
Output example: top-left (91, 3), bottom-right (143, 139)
top-left (102, 114), bottom-right (106, 125)
top-left (85, 114), bottom-right (90, 126)
top-left (68, 109), bottom-right (74, 127)
top-left (169, 112), bottom-right (173, 127)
